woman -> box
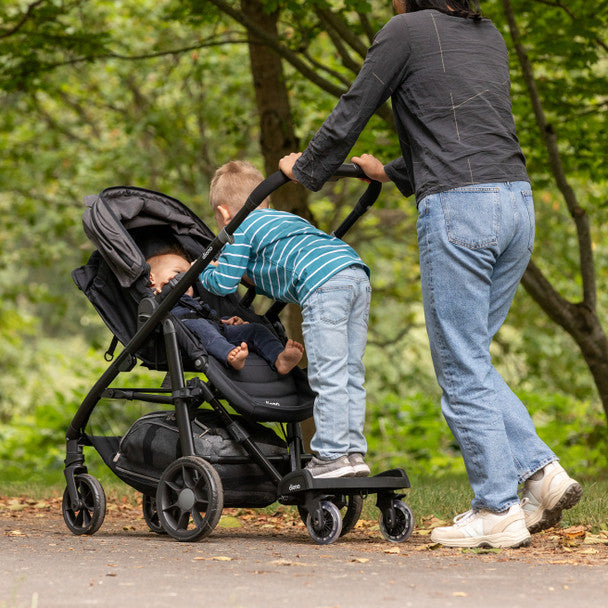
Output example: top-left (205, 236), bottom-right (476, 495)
top-left (279, 0), bottom-right (581, 548)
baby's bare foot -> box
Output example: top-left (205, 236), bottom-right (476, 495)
top-left (227, 342), bottom-right (248, 370)
top-left (275, 340), bottom-right (304, 374)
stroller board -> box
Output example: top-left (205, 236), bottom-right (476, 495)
top-left (63, 166), bottom-right (414, 545)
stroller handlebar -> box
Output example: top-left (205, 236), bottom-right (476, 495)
top-left (332, 163), bottom-right (367, 179)
top-left (236, 163), bottom-right (375, 220)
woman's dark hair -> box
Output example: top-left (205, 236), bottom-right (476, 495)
top-left (404, 0), bottom-right (482, 21)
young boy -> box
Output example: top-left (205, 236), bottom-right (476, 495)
top-left (147, 248), bottom-right (303, 373)
top-left (199, 160), bottom-right (372, 479)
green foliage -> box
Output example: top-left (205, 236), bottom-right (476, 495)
top-left (365, 389), bottom-right (608, 480)
top-left (366, 392), bottom-right (464, 478)
top-left (0, 0), bottom-right (115, 91)
top-left (0, 0), bottom-right (606, 483)
top-left (0, 336), bottom-right (167, 481)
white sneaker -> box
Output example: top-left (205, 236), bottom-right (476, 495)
top-left (430, 503), bottom-right (531, 548)
top-left (520, 461), bottom-right (582, 533)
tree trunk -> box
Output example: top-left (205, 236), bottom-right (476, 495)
top-left (501, 0), bottom-right (608, 419)
top-left (241, 0), bottom-right (315, 444)
top-left (241, 0), bottom-right (311, 219)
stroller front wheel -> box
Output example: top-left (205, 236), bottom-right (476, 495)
top-left (305, 500), bottom-right (342, 545)
top-left (156, 456), bottom-right (224, 542)
top-left (62, 473), bottom-right (106, 536)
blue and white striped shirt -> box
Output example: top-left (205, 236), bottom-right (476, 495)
top-left (200, 209), bottom-right (368, 304)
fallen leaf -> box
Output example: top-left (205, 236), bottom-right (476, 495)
top-left (351, 558), bottom-right (369, 563)
top-left (583, 534), bottom-right (608, 545)
top-left (453, 592), bottom-right (468, 597)
top-left (563, 525), bottom-right (587, 539)
top-left (420, 516), bottom-right (447, 528)
top-left (416, 542), bottom-right (442, 551)
top-left (268, 559), bottom-right (310, 567)
top-left (383, 547), bottom-right (400, 554)
top-left (217, 515), bottom-right (242, 529)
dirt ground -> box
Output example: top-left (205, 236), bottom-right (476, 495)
top-left (2, 492), bottom-right (607, 564)
top-left (2, 493), bottom-right (607, 608)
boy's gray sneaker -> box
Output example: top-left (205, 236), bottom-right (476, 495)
top-left (520, 461), bottom-right (582, 533)
top-left (348, 453), bottom-right (371, 477)
top-left (305, 455), bottom-right (355, 479)
top-left (430, 503), bottom-right (531, 548)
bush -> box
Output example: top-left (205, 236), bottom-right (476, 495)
top-left (365, 391), bottom-right (608, 480)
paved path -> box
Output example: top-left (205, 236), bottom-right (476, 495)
top-left (2, 509), bottom-right (607, 608)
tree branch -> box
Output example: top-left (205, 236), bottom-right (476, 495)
top-left (315, 8), bottom-right (369, 59)
top-left (532, 0), bottom-right (607, 54)
top-left (357, 12), bottom-right (377, 45)
top-left (207, 0), bottom-right (396, 129)
top-left (206, 0), bottom-right (346, 98)
top-left (502, 0), bottom-right (596, 311)
top-left (322, 18), bottom-right (362, 75)
top-left (0, 0), bottom-right (44, 39)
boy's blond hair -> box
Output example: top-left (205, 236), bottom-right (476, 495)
top-left (209, 160), bottom-right (265, 214)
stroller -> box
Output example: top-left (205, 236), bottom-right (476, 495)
top-left (63, 166), bottom-right (414, 545)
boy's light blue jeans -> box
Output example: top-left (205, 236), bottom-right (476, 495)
top-left (302, 266), bottom-right (371, 460)
top-left (417, 181), bottom-right (556, 512)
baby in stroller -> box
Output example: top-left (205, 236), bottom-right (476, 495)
top-left (146, 244), bottom-right (304, 373)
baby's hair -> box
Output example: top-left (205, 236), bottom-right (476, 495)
top-left (145, 242), bottom-right (189, 262)
top-left (209, 160), bottom-right (265, 214)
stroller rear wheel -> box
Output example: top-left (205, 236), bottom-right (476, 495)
top-left (379, 499), bottom-right (414, 543)
top-left (142, 494), bottom-right (166, 535)
top-left (62, 473), bottom-right (106, 536)
top-left (156, 456), bottom-right (224, 542)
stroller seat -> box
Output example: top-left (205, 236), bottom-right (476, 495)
top-left (72, 186), bottom-right (315, 424)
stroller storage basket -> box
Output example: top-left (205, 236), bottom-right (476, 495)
top-left (114, 409), bottom-right (288, 507)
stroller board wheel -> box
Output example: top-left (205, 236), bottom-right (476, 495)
top-left (379, 499), bottom-right (414, 543)
top-left (142, 494), bottom-right (166, 535)
top-left (156, 456), bottom-right (224, 542)
top-left (62, 474), bottom-right (106, 536)
top-left (306, 500), bottom-right (342, 545)
top-left (298, 494), bottom-right (363, 538)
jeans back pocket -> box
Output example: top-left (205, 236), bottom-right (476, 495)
top-left (440, 187), bottom-right (500, 250)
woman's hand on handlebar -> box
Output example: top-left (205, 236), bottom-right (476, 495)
top-left (279, 152), bottom-right (302, 181)
top-left (351, 154), bottom-right (391, 183)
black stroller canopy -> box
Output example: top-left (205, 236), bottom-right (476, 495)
top-left (83, 186), bottom-right (216, 289)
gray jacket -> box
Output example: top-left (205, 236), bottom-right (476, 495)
top-left (293, 10), bottom-right (529, 203)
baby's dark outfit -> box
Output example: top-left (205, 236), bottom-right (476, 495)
top-left (172, 294), bottom-right (284, 368)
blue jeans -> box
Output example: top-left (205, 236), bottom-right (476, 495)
top-left (417, 182), bottom-right (556, 512)
top-left (302, 266), bottom-right (371, 460)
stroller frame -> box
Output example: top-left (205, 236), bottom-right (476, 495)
top-left (63, 166), bottom-right (413, 545)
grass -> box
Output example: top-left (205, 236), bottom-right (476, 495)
top-left (2, 467), bottom-right (606, 532)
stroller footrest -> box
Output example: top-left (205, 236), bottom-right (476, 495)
top-left (277, 467), bottom-right (410, 497)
